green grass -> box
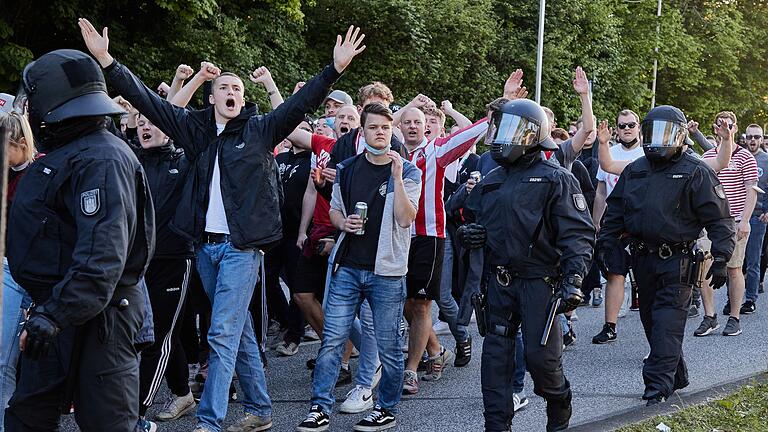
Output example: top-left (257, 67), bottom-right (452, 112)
top-left (618, 375), bottom-right (768, 432)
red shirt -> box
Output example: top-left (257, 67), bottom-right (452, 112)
top-left (311, 134), bottom-right (337, 228)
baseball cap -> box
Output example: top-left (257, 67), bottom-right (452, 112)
top-left (0, 93), bottom-right (15, 114)
top-left (324, 90), bottom-right (353, 106)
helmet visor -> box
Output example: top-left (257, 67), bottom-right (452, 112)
top-left (641, 120), bottom-right (687, 148)
top-left (487, 113), bottom-right (540, 147)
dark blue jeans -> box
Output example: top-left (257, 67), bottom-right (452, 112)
top-left (745, 215), bottom-right (767, 302)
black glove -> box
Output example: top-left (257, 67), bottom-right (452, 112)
top-left (558, 275), bottom-right (584, 314)
top-left (23, 313), bottom-right (61, 360)
top-left (706, 256), bottom-right (728, 290)
top-left (457, 223), bottom-right (487, 249)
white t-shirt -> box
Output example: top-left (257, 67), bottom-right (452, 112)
top-left (596, 143), bottom-right (645, 197)
top-left (205, 124), bottom-right (230, 234)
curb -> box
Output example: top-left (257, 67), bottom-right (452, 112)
top-left (568, 371), bottom-right (768, 432)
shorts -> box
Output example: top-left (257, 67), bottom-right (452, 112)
top-left (293, 252), bottom-right (329, 298)
top-left (406, 236), bottom-right (445, 300)
top-left (727, 231), bottom-right (748, 268)
top-left (600, 242), bottom-right (631, 276)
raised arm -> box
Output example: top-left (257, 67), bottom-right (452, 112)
top-left (170, 62), bottom-right (220, 108)
top-left (249, 66), bottom-right (284, 109)
top-left (569, 67), bottom-right (594, 154)
top-left (434, 118), bottom-right (488, 167)
top-left (393, 94), bottom-right (432, 127)
top-left (596, 120), bottom-right (629, 175)
top-left (688, 120), bottom-right (714, 152)
top-left (258, 25), bottom-right (366, 150)
top-left (441, 100), bottom-right (472, 129)
top-left (703, 120), bottom-right (733, 173)
top-left (79, 18), bottom-right (207, 157)
top-left (167, 64), bottom-right (195, 101)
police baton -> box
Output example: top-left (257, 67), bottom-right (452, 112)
top-left (540, 296), bottom-right (561, 346)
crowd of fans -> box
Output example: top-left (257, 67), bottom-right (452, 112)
top-left (0, 17), bottom-right (766, 432)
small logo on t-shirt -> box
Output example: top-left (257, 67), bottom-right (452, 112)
top-left (379, 182), bottom-right (388, 197)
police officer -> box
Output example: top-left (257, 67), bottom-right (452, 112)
top-left (457, 99), bottom-right (595, 432)
top-left (6, 49), bottom-right (155, 431)
top-left (597, 105), bottom-right (735, 405)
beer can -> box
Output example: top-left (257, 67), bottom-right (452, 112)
top-left (470, 171), bottom-right (482, 182)
top-left (354, 202), bottom-right (368, 235)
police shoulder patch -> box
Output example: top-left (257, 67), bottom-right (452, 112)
top-left (80, 189), bottom-right (101, 216)
top-left (714, 184), bottom-right (727, 200)
top-left (573, 193), bottom-right (587, 211)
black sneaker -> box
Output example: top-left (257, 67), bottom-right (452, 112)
top-left (335, 367), bottom-right (352, 387)
top-left (693, 315), bottom-right (719, 337)
top-left (645, 394), bottom-right (666, 406)
top-left (740, 300), bottom-right (756, 315)
top-left (306, 358), bottom-right (316, 370)
top-left (353, 406), bottom-right (396, 431)
top-left (545, 393), bottom-right (572, 432)
top-left (296, 405), bottom-right (330, 432)
top-left (591, 323), bottom-right (617, 344)
top-left (722, 301), bottom-right (731, 316)
top-left (454, 337), bottom-right (472, 367)
top-left (687, 304), bottom-right (700, 319)
top-left (722, 316), bottom-right (742, 336)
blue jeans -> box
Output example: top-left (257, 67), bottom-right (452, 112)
top-left (323, 261), bottom-right (380, 389)
top-left (347, 301), bottom-right (380, 388)
top-left (745, 215), bottom-right (767, 302)
top-left (436, 233), bottom-right (470, 342)
top-left (312, 266), bottom-right (405, 414)
top-left (512, 329), bottom-right (526, 394)
top-left (195, 243), bottom-right (271, 431)
top-left (0, 260), bottom-right (32, 431)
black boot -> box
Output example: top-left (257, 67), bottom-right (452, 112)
top-left (546, 392), bottom-right (572, 432)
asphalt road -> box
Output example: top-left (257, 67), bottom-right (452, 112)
top-left (61, 286), bottom-right (768, 431)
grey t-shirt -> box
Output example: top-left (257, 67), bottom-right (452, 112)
top-left (752, 149), bottom-right (768, 216)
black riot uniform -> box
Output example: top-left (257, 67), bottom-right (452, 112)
top-left (598, 105), bottom-right (735, 405)
top-left (6, 50), bottom-right (154, 431)
top-left (457, 99), bottom-right (595, 432)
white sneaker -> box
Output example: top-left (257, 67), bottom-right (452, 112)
top-left (370, 363), bottom-right (382, 389)
top-left (303, 326), bottom-right (320, 341)
top-left (154, 391), bottom-right (196, 421)
top-left (340, 385), bottom-right (374, 414)
top-left (432, 320), bottom-right (451, 336)
top-left (276, 341), bottom-right (299, 356)
top-left (513, 392), bottom-right (529, 412)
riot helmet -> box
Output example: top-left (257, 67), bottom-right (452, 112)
top-left (641, 105), bottom-right (688, 162)
top-left (487, 99), bottom-right (556, 165)
top-left (16, 49), bottom-right (124, 141)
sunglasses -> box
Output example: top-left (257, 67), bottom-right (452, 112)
top-left (617, 122), bottom-right (637, 130)
top-left (746, 135), bottom-right (763, 141)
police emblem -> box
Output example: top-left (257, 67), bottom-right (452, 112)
top-left (573, 193), bottom-right (587, 211)
top-left (714, 184), bottom-right (726, 200)
top-left (81, 189), bottom-right (100, 216)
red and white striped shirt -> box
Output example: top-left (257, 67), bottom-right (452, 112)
top-left (407, 119), bottom-right (488, 237)
top-left (703, 145), bottom-right (758, 221)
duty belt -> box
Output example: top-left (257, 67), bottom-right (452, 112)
top-left (632, 240), bottom-right (695, 259)
top-left (492, 265), bottom-right (559, 287)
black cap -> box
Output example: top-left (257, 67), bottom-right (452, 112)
top-left (22, 49), bottom-right (124, 123)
